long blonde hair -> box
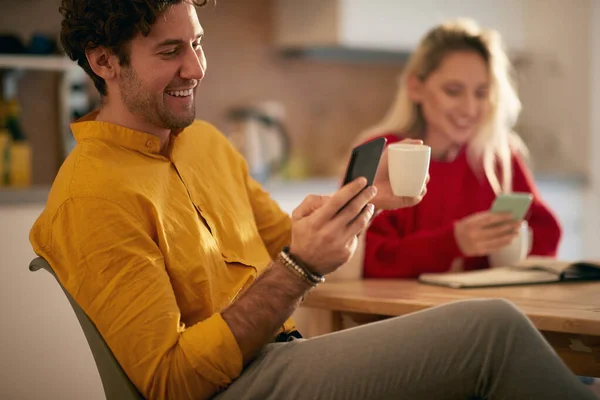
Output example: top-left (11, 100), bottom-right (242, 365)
top-left (360, 19), bottom-right (526, 194)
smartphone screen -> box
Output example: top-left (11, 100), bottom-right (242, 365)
top-left (342, 137), bottom-right (387, 187)
top-left (490, 193), bottom-right (533, 221)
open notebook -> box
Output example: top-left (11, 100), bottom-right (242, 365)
top-left (418, 257), bottom-right (600, 288)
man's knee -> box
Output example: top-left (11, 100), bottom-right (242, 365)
top-left (385, 299), bottom-right (531, 336)
top-left (448, 298), bottom-right (527, 325)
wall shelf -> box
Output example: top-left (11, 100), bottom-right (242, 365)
top-left (0, 55), bottom-right (75, 72)
top-left (0, 55), bottom-right (78, 181)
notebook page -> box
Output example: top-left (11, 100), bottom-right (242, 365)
top-left (419, 267), bottom-right (559, 288)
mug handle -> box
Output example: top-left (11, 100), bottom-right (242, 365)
top-left (526, 222), bottom-right (533, 255)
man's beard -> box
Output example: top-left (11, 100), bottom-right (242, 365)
top-left (119, 67), bottom-right (195, 130)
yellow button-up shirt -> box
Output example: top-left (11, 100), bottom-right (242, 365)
top-left (29, 116), bottom-right (293, 400)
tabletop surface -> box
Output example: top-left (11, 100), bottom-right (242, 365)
top-left (302, 279), bottom-right (600, 335)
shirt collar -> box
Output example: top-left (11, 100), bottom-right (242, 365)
top-left (70, 111), bottom-right (165, 155)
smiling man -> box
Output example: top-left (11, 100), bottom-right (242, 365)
top-left (80, 0), bottom-right (206, 152)
top-left (28, 1), bottom-right (599, 400)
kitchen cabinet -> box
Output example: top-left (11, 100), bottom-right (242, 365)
top-left (274, 0), bottom-right (526, 53)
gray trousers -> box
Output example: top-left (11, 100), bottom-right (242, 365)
top-left (215, 299), bottom-right (597, 400)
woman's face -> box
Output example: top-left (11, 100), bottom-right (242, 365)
top-left (410, 51), bottom-right (491, 146)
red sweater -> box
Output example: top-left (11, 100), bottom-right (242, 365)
top-left (363, 134), bottom-right (562, 279)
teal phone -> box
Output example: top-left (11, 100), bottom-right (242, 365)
top-left (490, 192), bottom-right (533, 221)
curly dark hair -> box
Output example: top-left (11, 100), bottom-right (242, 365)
top-left (60, 0), bottom-right (208, 96)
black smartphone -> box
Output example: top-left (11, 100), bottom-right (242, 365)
top-left (342, 137), bottom-right (387, 187)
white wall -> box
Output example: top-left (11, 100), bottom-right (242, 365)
top-left (0, 205), bottom-right (104, 400)
top-left (516, 0), bottom-right (591, 178)
top-left (583, 0), bottom-right (600, 259)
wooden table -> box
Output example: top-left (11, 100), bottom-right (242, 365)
top-left (302, 279), bottom-right (600, 377)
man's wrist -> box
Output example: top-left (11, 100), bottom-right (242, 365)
top-left (272, 259), bottom-right (315, 293)
top-left (280, 247), bottom-right (325, 286)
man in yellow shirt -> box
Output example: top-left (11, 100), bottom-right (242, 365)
top-left (30, 1), bottom-right (596, 399)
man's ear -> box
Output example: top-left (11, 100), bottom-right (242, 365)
top-left (407, 74), bottom-right (424, 103)
top-left (85, 46), bottom-right (119, 81)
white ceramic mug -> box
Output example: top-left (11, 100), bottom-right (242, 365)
top-left (387, 143), bottom-right (431, 197)
top-left (489, 221), bottom-right (533, 267)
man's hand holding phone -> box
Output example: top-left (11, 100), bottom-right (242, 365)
top-left (289, 177), bottom-right (377, 275)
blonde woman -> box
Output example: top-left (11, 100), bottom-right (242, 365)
top-left (360, 19), bottom-right (561, 278)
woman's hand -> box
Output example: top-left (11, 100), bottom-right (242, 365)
top-left (454, 212), bottom-right (522, 256)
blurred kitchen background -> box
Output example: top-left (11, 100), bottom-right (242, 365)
top-left (1, 1), bottom-right (600, 398)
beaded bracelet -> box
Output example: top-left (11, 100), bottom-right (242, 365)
top-left (279, 247), bottom-right (325, 286)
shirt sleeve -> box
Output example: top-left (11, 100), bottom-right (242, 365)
top-left (31, 197), bottom-right (243, 400)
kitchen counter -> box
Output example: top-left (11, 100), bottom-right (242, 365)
top-left (0, 176), bottom-right (589, 260)
top-left (0, 185), bottom-right (50, 205)
top-left (262, 179), bottom-right (338, 214)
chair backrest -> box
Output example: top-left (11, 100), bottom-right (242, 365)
top-left (29, 257), bottom-right (144, 400)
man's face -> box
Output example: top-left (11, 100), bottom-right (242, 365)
top-left (117, 3), bottom-right (206, 130)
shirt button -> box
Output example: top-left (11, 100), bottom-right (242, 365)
top-left (146, 140), bottom-right (154, 147)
